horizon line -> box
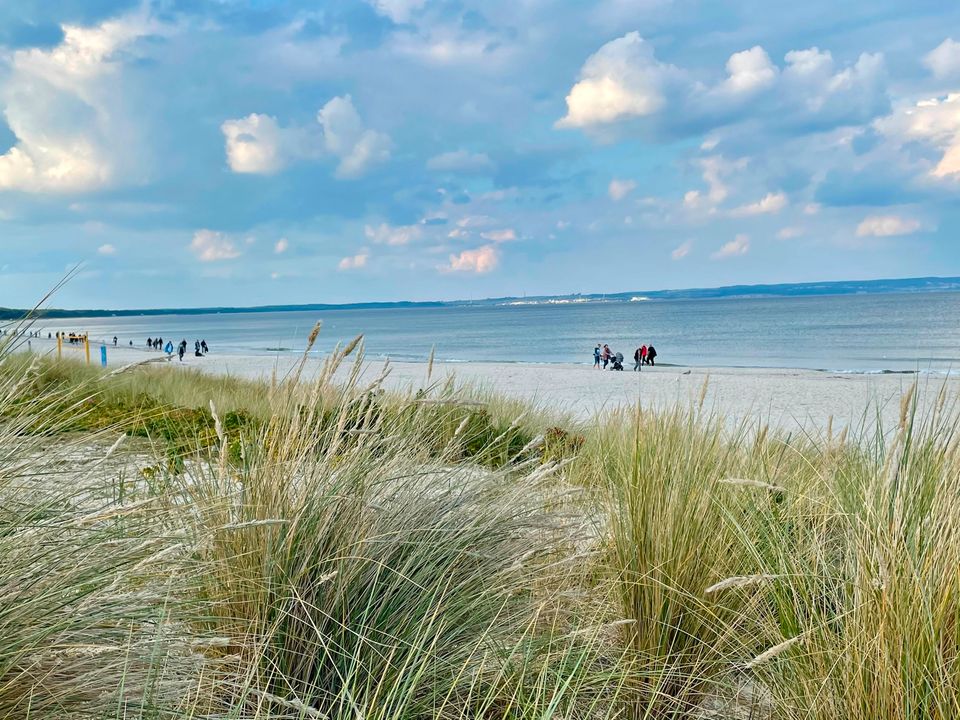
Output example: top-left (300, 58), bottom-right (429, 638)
top-left (3, 273), bottom-right (960, 317)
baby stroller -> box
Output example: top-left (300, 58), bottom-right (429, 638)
top-left (610, 352), bottom-right (624, 371)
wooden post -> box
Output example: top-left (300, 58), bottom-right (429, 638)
top-left (57, 334), bottom-right (62, 360)
top-left (84, 336), bottom-right (91, 365)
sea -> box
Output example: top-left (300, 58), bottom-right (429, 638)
top-left (24, 291), bottom-right (960, 374)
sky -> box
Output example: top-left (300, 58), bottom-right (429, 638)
top-left (2, 1), bottom-right (960, 309)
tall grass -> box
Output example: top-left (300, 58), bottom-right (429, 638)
top-left (3, 328), bottom-right (960, 719)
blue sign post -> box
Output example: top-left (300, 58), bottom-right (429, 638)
top-left (100, 345), bottom-right (107, 367)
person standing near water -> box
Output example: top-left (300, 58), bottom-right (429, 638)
top-left (602, 344), bottom-right (611, 369)
top-left (633, 346), bottom-right (643, 371)
top-left (647, 345), bottom-right (657, 366)
top-left (593, 344), bottom-right (601, 368)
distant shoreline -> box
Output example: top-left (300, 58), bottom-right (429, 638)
top-left (3, 275), bottom-right (960, 320)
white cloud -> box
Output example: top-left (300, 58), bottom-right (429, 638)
top-left (671, 241), bottom-right (691, 260)
top-left (608, 178), bottom-right (637, 201)
top-left (480, 228), bottom-right (517, 243)
top-left (804, 203), bottom-right (821, 215)
top-left (780, 48), bottom-right (886, 123)
top-left (729, 191), bottom-right (788, 217)
top-left (777, 226), bottom-right (804, 239)
top-left (274, 238), bottom-right (289, 254)
top-left (338, 251), bottom-right (370, 270)
top-left (0, 12), bottom-right (159, 192)
top-left (222, 95), bottom-right (389, 179)
top-left (684, 155), bottom-right (747, 211)
top-left (317, 95), bottom-right (391, 178)
top-left (876, 93), bottom-right (960, 179)
top-left (222, 114), bottom-right (297, 174)
top-left (683, 190), bottom-right (704, 209)
top-left (364, 223), bottom-right (421, 246)
top-left (97, 243), bottom-right (116, 255)
top-left (719, 46), bottom-right (778, 95)
top-left (444, 245), bottom-right (499, 274)
top-left (855, 215), bottom-right (922, 237)
top-left (190, 230), bottom-right (242, 262)
top-left (427, 150), bottom-right (495, 173)
top-left (366, 0), bottom-right (426, 23)
top-left (712, 234), bottom-right (750, 259)
top-left (924, 39), bottom-right (960, 80)
top-left (557, 32), bottom-right (676, 128)
top-left (559, 38), bottom-right (887, 137)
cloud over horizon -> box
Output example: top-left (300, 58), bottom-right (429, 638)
top-left (0, 2), bottom-right (959, 308)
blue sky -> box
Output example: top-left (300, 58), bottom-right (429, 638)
top-left (2, 0), bottom-right (960, 308)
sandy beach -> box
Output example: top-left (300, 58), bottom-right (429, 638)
top-left (17, 333), bottom-right (954, 433)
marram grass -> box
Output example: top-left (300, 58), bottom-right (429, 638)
top-left (2, 330), bottom-right (960, 718)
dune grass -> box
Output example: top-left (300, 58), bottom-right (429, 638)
top-left (2, 328), bottom-right (960, 718)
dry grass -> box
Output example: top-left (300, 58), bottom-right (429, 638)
top-left (2, 325), bottom-right (960, 719)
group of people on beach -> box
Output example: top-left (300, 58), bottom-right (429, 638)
top-left (141, 336), bottom-right (209, 361)
top-left (54, 331), bottom-right (88, 344)
top-left (594, 343), bottom-right (657, 371)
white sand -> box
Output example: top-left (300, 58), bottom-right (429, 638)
top-left (15, 334), bottom-right (955, 433)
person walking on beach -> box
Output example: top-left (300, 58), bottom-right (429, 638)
top-left (593, 344), bottom-right (601, 368)
top-left (113, 336), bottom-right (117, 346)
top-left (640, 344), bottom-right (647, 366)
top-left (177, 342), bottom-right (185, 361)
top-left (201, 340), bottom-right (209, 354)
top-left (602, 344), bottom-right (611, 369)
top-left (647, 345), bottom-right (657, 366)
top-left (633, 346), bottom-right (643, 371)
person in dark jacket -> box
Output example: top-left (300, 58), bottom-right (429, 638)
top-left (647, 345), bottom-right (657, 366)
top-left (633, 346), bottom-right (643, 371)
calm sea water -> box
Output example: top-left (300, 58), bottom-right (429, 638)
top-left (24, 292), bottom-right (960, 373)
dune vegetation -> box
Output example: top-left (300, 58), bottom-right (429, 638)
top-left (2, 322), bottom-right (959, 719)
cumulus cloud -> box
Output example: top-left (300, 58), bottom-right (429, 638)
top-left (712, 234), bottom-right (750, 259)
top-left (221, 96), bottom-right (389, 179)
top-left (718, 46), bottom-right (778, 96)
top-left (559, 36), bottom-right (888, 137)
top-left (684, 155), bottom-right (747, 211)
top-left (318, 95), bottom-right (392, 178)
top-left (608, 178), bottom-right (637, 200)
top-left (729, 191), bottom-right (788, 217)
top-left (427, 150), bottom-right (495, 173)
top-left (876, 93), bottom-right (960, 179)
top-left (190, 230), bottom-right (242, 262)
top-left (671, 240), bottom-right (691, 260)
top-left (480, 228), bottom-right (517, 243)
top-left (0, 12), bottom-right (159, 192)
top-left (556, 32), bottom-right (677, 128)
top-left (778, 48), bottom-right (887, 127)
top-left (97, 243), bottom-right (117, 255)
top-left (338, 251), bottom-right (369, 270)
top-left (365, 223), bottom-right (421, 246)
top-left (855, 215), bottom-right (921, 237)
top-left (444, 245), bottom-right (499, 274)
top-left (924, 39), bottom-right (960, 80)
top-left (274, 238), bottom-right (289, 254)
top-left (222, 114), bottom-right (309, 174)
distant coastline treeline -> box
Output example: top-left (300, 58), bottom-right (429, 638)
top-left (3, 275), bottom-right (960, 320)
